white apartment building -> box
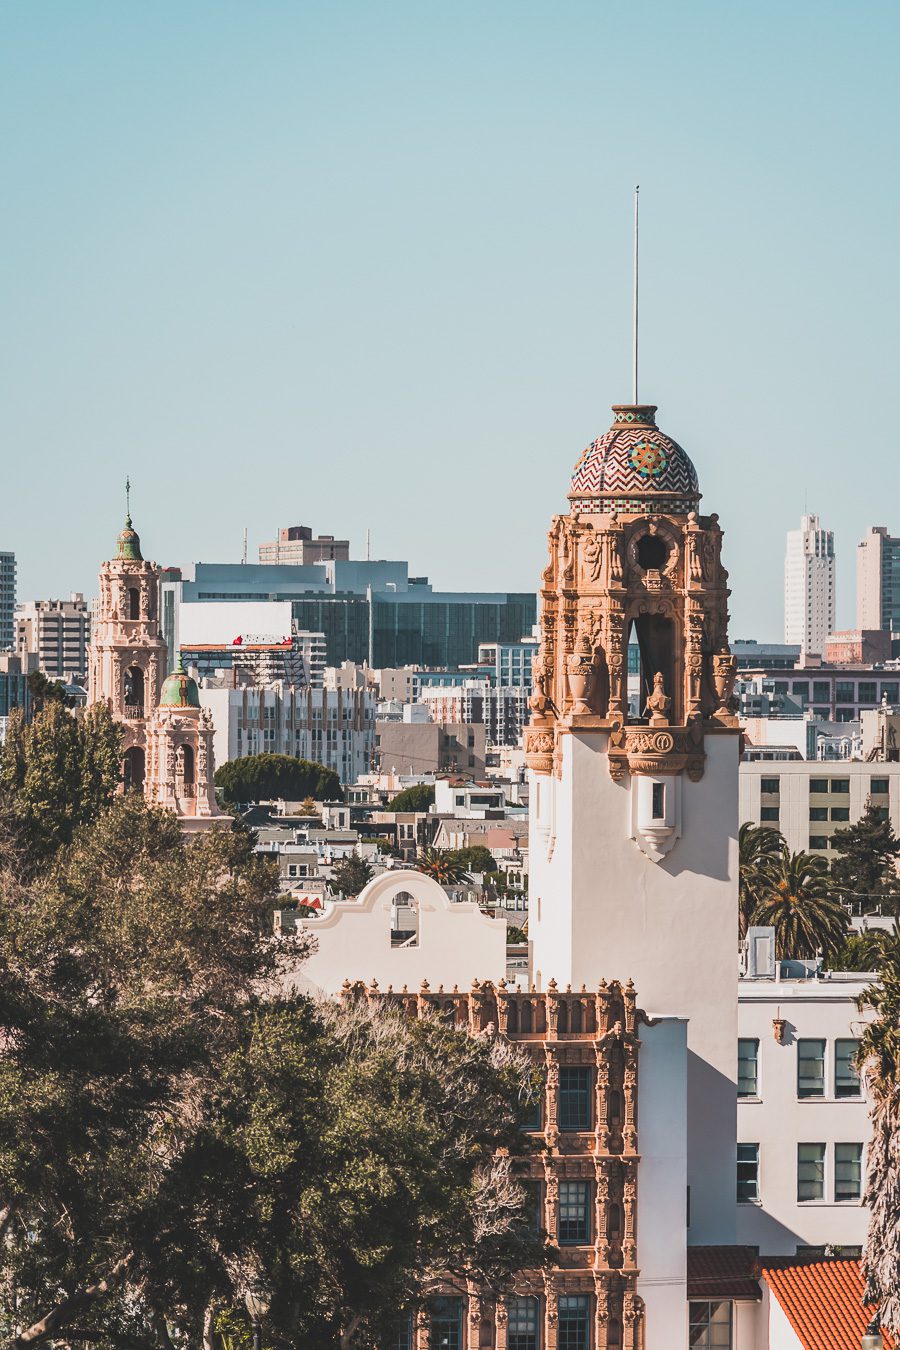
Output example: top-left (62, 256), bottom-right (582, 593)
top-left (16, 594), bottom-right (90, 681)
top-left (199, 679), bottom-right (375, 784)
top-left (857, 524), bottom-right (900, 634)
top-left (740, 758), bottom-right (900, 858)
top-left (737, 936), bottom-right (870, 1256)
top-left (784, 514), bottom-right (835, 654)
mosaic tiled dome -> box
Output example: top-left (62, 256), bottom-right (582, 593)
top-left (569, 404), bottom-right (700, 512)
top-left (159, 660), bottom-right (200, 709)
top-left (115, 514), bottom-right (143, 561)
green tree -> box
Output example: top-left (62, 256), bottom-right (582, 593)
top-left (831, 802), bottom-right (900, 913)
top-left (826, 928), bottom-right (891, 973)
top-left (215, 753), bottom-right (342, 805)
top-left (447, 844), bottom-right (497, 875)
top-left (330, 853), bottom-right (373, 898)
top-left (858, 925), bottom-right (900, 1334)
top-left (26, 669), bottom-right (75, 711)
top-left (417, 846), bottom-right (469, 886)
top-left (297, 794), bottom-right (321, 819)
top-left (388, 783), bottom-right (435, 813)
top-left (738, 822), bottom-right (783, 940)
top-left (752, 846), bottom-right (850, 960)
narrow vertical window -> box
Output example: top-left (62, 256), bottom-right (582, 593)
top-left (652, 781), bottom-right (665, 819)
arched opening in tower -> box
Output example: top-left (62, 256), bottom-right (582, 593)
top-left (123, 666), bottom-right (145, 716)
top-left (628, 614), bottom-right (677, 723)
top-left (176, 744), bottom-right (195, 797)
top-left (122, 746), bottom-right (145, 793)
top-left (128, 587), bottom-right (140, 621)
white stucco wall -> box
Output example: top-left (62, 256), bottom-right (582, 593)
top-left (529, 729), bottom-right (740, 1244)
top-left (637, 1017), bottom-right (688, 1350)
top-left (287, 869), bottom-right (507, 997)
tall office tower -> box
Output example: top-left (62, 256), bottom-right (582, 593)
top-left (857, 525), bottom-right (900, 634)
top-left (784, 514), bottom-right (835, 652)
top-left (16, 595), bottom-right (90, 682)
top-left (0, 553), bottom-right (16, 651)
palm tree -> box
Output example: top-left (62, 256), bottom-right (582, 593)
top-left (416, 846), bottom-right (469, 886)
top-left (858, 925), bottom-right (900, 1335)
top-left (752, 845), bottom-right (849, 960)
top-left (738, 822), bottom-right (783, 940)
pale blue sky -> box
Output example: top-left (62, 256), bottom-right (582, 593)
top-left (2, 1), bottom-right (898, 637)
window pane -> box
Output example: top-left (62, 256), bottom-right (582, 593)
top-left (558, 1296), bottom-right (589, 1350)
top-left (761, 777), bottom-right (780, 794)
top-left (737, 1039), bottom-right (759, 1097)
top-left (430, 1297), bottom-right (462, 1350)
top-left (393, 1315), bottom-right (412, 1350)
top-left (797, 1040), bottom-right (826, 1098)
top-left (558, 1180), bottom-right (591, 1244)
top-left (871, 778), bottom-right (890, 795)
top-left (835, 1039), bottom-right (861, 1098)
top-left (831, 778), bottom-right (850, 793)
top-left (835, 1143), bottom-right (863, 1202)
top-left (798, 1143), bottom-right (825, 1201)
top-left (737, 1143), bottom-right (759, 1202)
top-left (509, 1296), bottom-right (540, 1350)
top-left (559, 1066), bottom-right (593, 1130)
top-left (760, 806), bottom-right (780, 822)
top-left (689, 1301), bottom-right (733, 1350)
top-left (810, 778), bottom-right (829, 793)
top-left (809, 807), bottom-right (828, 821)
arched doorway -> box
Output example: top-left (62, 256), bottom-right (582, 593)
top-left (123, 666), bottom-right (145, 717)
top-left (627, 613), bottom-right (677, 724)
top-left (123, 746), bottom-right (145, 793)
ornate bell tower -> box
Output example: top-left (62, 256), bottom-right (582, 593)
top-left (89, 514), bottom-right (167, 793)
top-left (145, 662), bottom-right (226, 831)
top-left (525, 402), bottom-right (741, 1244)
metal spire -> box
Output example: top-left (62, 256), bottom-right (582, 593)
top-left (632, 185), bottom-right (640, 404)
top-left (125, 476), bottom-right (132, 525)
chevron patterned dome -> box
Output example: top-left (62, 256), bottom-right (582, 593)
top-left (569, 404), bottom-right (700, 512)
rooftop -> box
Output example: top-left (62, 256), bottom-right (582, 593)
top-left (761, 1258), bottom-right (891, 1349)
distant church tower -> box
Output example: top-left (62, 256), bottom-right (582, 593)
top-left (90, 513), bottom-right (225, 829)
top-left (525, 402), bottom-right (741, 1243)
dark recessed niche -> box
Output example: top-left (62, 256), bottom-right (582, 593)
top-left (636, 532), bottom-right (669, 570)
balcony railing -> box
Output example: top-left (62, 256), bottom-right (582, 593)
top-left (123, 705), bottom-right (144, 720)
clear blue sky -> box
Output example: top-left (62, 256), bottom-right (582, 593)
top-left (2, 0), bottom-right (898, 638)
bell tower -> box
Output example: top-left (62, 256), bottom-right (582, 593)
top-left (525, 402), bottom-right (740, 1244)
top-left (89, 514), bottom-right (167, 794)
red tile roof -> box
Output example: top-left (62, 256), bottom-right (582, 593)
top-left (687, 1246), bottom-right (761, 1301)
top-left (762, 1258), bottom-right (893, 1349)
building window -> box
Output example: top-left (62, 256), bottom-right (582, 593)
top-left (508, 1296), bottom-right (541, 1350)
top-left (738, 1039), bottom-right (759, 1098)
top-left (835, 1143), bottom-right (863, 1202)
top-left (429, 1297), bottom-right (463, 1350)
top-left (835, 1039), bottom-right (861, 1098)
top-left (558, 1180), bottom-right (591, 1244)
top-left (558, 1066), bottom-right (593, 1131)
top-left (652, 782), bottom-right (665, 819)
top-left (557, 1295), bottom-right (590, 1350)
top-left (521, 1094), bottom-right (543, 1132)
top-left (810, 778), bottom-right (829, 793)
top-left (393, 1314), bottom-right (412, 1350)
top-left (831, 778), bottom-right (850, 793)
top-left (798, 1040), bottom-right (826, 1098)
top-left (736, 1143), bottom-right (759, 1202)
top-left (688, 1301), bottom-right (732, 1349)
top-left (760, 777), bottom-right (780, 794)
top-left (871, 778), bottom-right (890, 795)
top-left (881, 683), bottom-right (899, 703)
top-left (524, 1179), bottom-right (543, 1233)
top-left (831, 807), bottom-right (850, 821)
top-left (835, 682), bottom-right (855, 705)
top-left (792, 682), bottom-right (809, 702)
top-left (858, 681), bottom-right (878, 705)
top-left (809, 836), bottom-right (829, 851)
top-left (760, 806), bottom-right (780, 822)
top-left (813, 682), bottom-right (831, 703)
top-left (798, 1143), bottom-right (826, 1201)
top-left (809, 806), bottom-right (829, 822)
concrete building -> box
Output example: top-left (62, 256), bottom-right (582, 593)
top-left (0, 552), bottom-right (15, 651)
top-left (419, 678), bottom-right (530, 747)
top-left (784, 515), bottom-right (835, 654)
top-left (740, 758), bottom-right (900, 857)
top-left (477, 638), bottom-right (538, 690)
top-left (857, 524), bottom-right (900, 634)
top-left (0, 652), bottom-right (32, 742)
top-left (258, 524), bottom-right (350, 566)
top-left (16, 595), bottom-right (90, 681)
top-left (735, 663), bottom-right (900, 723)
top-left (374, 714), bottom-right (486, 777)
top-left (199, 679), bottom-right (375, 784)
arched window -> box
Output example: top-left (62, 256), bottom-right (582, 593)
top-left (123, 666), bottom-right (144, 716)
top-left (128, 587), bottom-right (140, 620)
top-left (520, 1001), bottom-right (533, 1033)
top-left (608, 1088), bottom-right (623, 1127)
top-left (390, 890), bottom-right (419, 948)
top-left (123, 746), bottom-right (145, 793)
top-left (607, 1315), bottom-right (622, 1348)
top-left (176, 744), bottom-right (195, 794)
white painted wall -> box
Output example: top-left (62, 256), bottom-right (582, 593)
top-left (737, 977), bottom-right (872, 1254)
top-left (287, 869), bottom-right (507, 997)
top-left (637, 1018), bottom-right (688, 1350)
top-left (529, 730), bottom-right (740, 1244)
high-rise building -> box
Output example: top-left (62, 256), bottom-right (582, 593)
top-left (784, 513), bottom-right (835, 653)
top-left (856, 524), bottom-right (900, 633)
top-left (258, 524), bottom-right (350, 565)
top-left (0, 552), bottom-right (16, 651)
top-left (16, 594), bottom-right (90, 682)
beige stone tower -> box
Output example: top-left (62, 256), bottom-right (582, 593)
top-left (144, 662), bottom-right (226, 830)
top-left (89, 514), bottom-right (167, 793)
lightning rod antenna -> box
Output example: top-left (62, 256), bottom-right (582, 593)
top-left (632, 185), bottom-right (640, 404)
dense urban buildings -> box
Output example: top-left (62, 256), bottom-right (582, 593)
top-left (257, 523), bottom-right (350, 565)
top-left (0, 552), bottom-right (15, 651)
top-left (784, 513), bottom-right (835, 653)
top-left (857, 524), bottom-right (900, 634)
top-left (15, 594), bottom-right (90, 682)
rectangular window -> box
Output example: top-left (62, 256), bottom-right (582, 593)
top-left (881, 682), bottom-right (899, 703)
top-left (760, 777), bottom-right (780, 794)
top-left (813, 681), bottom-right (831, 703)
top-left (858, 681), bottom-right (878, 704)
top-left (738, 1039), bottom-right (759, 1098)
top-left (831, 807), bottom-right (850, 821)
top-left (809, 836), bottom-right (829, 850)
top-left (835, 682), bottom-right (855, 705)
top-left (393, 1315), bottom-right (412, 1350)
top-left (508, 1296), bottom-right (541, 1350)
top-left (810, 778), bottom-right (829, 793)
top-left (871, 778), bottom-right (890, 795)
top-left (736, 1143), bottom-right (759, 1203)
top-left (524, 1178), bottom-right (543, 1233)
top-left (798, 1143), bottom-right (826, 1201)
top-left (831, 779), bottom-right (850, 793)
top-left (809, 807), bottom-right (828, 822)
top-left (557, 1296), bottom-right (590, 1350)
top-left (760, 806), bottom-right (780, 822)
top-left (797, 1040), bottom-right (826, 1098)
top-left (652, 781), bottom-right (665, 819)
top-left (688, 1301), bottom-right (733, 1349)
top-left (558, 1180), bottom-right (591, 1244)
top-left (812, 706), bottom-right (831, 719)
top-left (835, 1143), bottom-right (863, 1202)
top-left (558, 1066), bottom-right (593, 1131)
top-left (835, 1039), bottom-right (861, 1098)
top-left (429, 1297), bottom-right (462, 1350)
top-left (521, 1093), bottom-right (543, 1132)
top-left (792, 681), bottom-right (809, 701)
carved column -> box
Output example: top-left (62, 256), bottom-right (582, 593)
top-left (544, 1052), bottom-right (559, 1146)
top-left (544, 1166), bottom-right (559, 1246)
top-left (494, 1301), bottom-right (508, 1350)
top-left (594, 1162), bottom-right (611, 1270)
top-left (544, 1281), bottom-right (559, 1350)
top-left (496, 980), bottom-right (509, 1037)
top-left (546, 980), bottom-right (559, 1038)
top-left (622, 1039), bottom-right (638, 1154)
top-left (414, 1306), bottom-right (430, 1350)
top-left (595, 1044), bottom-right (611, 1153)
top-left (624, 1291), bottom-right (643, 1350)
top-left (622, 1163), bottom-right (638, 1269)
top-left (594, 1281), bottom-right (610, 1350)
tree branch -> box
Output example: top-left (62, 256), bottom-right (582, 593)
top-left (12, 1252), bottom-right (135, 1347)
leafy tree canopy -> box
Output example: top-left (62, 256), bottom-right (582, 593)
top-left (751, 845), bottom-right (849, 960)
top-left (830, 802), bottom-right (900, 912)
top-left (26, 668), bottom-right (77, 710)
top-left (387, 784), bottom-right (435, 813)
top-left (330, 853), bottom-right (374, 898)
top-left (416, 846), bottom-right (470, 886)
top-left (215, 753), bottom-right (342, 805)
top-left (446, 844), bottom-right (497, 875)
